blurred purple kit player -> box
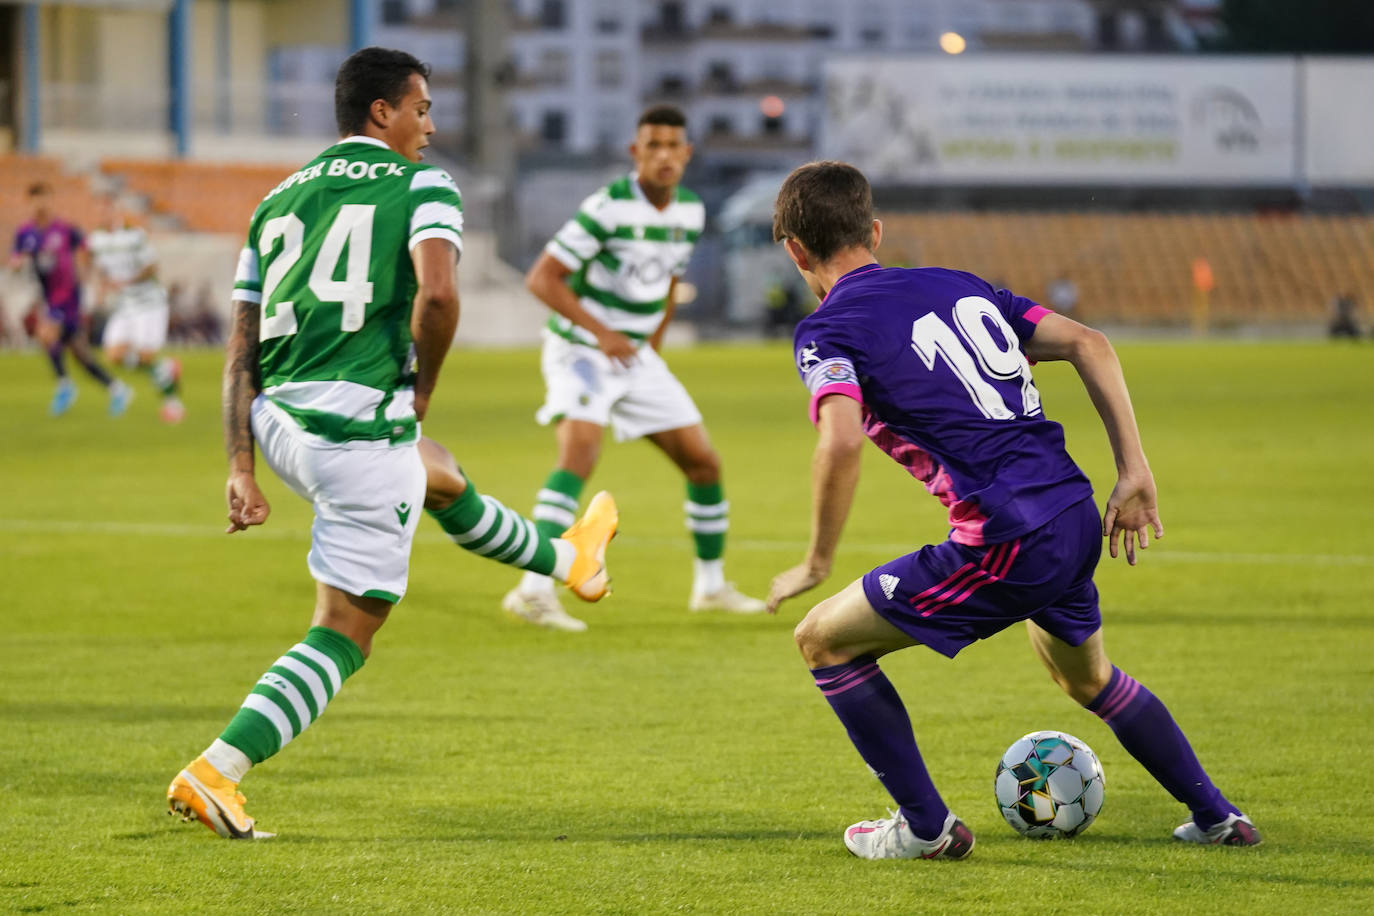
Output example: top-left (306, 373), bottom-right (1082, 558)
top-left (765, 160), bottom-right (1259, 860)
top-left (10, 182), bottom-right (127, 416)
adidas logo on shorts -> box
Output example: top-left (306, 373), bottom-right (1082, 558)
top-left (879, 574), bottom-right (900, 600)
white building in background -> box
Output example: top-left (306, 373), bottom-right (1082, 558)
top-left (269, 0), bottom-right (1210, 175)
top-left (504, 0), bottom-right (1103, 173)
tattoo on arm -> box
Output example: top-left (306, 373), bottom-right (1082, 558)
top-left (222, 300), bottom-right (261, 471)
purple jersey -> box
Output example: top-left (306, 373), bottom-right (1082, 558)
top-left (793, 264), bottom-right (1092, 546)
top-left (13, 221), bottom-right (84, 314)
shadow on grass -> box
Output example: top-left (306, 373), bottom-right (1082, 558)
top-left (993, 850), bottom-right (1374, 891)
top-left (0, 702), bottom-right (230, 723)
top-left (1116, 610), bottom-right (1374, 629)
top-left (213, 827), bottom-right (831, 845)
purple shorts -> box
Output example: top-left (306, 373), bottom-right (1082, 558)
top-left (45, 298), bottom-right (81, 335)
top-left (861, 498), bottom-right (1102, 658)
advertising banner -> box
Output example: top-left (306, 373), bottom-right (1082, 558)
top-left (1303, 59), bottom-right (1374, 186)
top-left (821, 55), bottom-right (1299, 185)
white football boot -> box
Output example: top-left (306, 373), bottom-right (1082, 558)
top-left (502, 588), bottom-right (588, 632)
top-left (844, 809), bottom-right (975, 860)
top-left (689, 582), bottom-right (766, 614)
top-left (1172, 812), bottom-right (1261, 846)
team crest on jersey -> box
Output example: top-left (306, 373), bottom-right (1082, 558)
top-left (804, 357), bottom-right (859, 394)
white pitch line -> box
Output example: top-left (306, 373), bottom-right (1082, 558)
top-left (1, 518), bottom-right (1371, 567)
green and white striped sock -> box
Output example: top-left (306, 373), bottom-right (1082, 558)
top-left (532, 469), bottom-right (585, 539)
top-left (430, 479), bottom-right (564, 576)
top-left (216, 625), bottom-right (365, 766)
top-left (519, 469), bottom-right (585, 593)
top-left (685, 481), bottom-right (728, 561)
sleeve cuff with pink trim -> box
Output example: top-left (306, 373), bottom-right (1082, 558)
top-left (809, 383), bottom-right (863, 425)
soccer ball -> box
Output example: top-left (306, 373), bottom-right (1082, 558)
top-left (994, 730), bottom-right (1105, 838)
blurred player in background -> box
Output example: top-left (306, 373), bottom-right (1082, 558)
top-left (8, 181), bottom-right (130, 416)
top-left (506, 104), bottom-right (765, 632)
top-left (88, 195), bottom-right (186, 423)
top-left (767, 161), bottom-right (1259, 860)
top-left (166, 47), bottom-right (618, 840)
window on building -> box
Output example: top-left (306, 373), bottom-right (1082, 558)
top-left (537, 48), bottom-right (569, 84)
top-left (756, 0), bottom-right (786, 26)
top-left (541, 110), bottom-right (566, 146)
top-left (708, 115), bottom-right (733, 136)
top-left (760, 56), bottom-right (788, 82)
top-left (540, 0), bottom-right (565, 29)
top-left (595, 0), bottom-right (621, 33)
top-left (1051, 4), bottom-right (1084, 32)
top-left (707, 6), bottom-right (733, 26)
top-left (857, 2), bottom-right (886, 45)
top-left (859, 16), bottom-right (885, 46)
top-left (761, 114), bottom-right (785, 136)
top-left (659, 1), bottom-right (684, 33)
top-left (595, 107), bottom-right (622, 149)
top-left (998, 3), bottom-right (1032, 29)
top-left (953, 8), bottom-right (982, 38)
top-left (659, 74), bottom-right (687, 95)
top-left (595, 50), bottom-right (623, 87)
top-left (381, 0), bottom-right (408, 26)
top-left (905, 12), bottom-right (930, 45)
top-left (705, 61), bottom-right (735, 91)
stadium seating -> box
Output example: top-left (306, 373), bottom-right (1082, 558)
top-left (99, 159), bottom-right (294, 234)
top-left (879, 211), bottom-right (1374, 326)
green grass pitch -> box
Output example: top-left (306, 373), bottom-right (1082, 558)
top-left (1, 340), bottom-right (1371, 914)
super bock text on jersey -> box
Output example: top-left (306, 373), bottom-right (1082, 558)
top-left (544, 174), bottom-right (703, 347)
top-left (231, 136), bottom-right (463, 448)
top-left (793, 265), bottom-right (1093, 546)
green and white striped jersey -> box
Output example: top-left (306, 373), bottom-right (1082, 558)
top-left (88, 224), bottom-right (162, 309)
top-left (544, 173), bottom-right (703, 347)
top-left (232, 136), bottom-right (463, 447)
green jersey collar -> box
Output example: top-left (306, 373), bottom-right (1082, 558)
top-left (335, 135), bottom-right (391, 151)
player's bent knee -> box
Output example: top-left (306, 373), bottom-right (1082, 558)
top-left (793, 605), bottom-right (847, 668)
top-left (419, 439), bottom-right (468, 510)
top-left (423, 472), bottom-right (467, 511)
top-left (793, 614), bottom-right (825, 666)
top-left (1062, 670), bottom-right (1111, 706)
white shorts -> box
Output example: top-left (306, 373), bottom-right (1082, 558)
top-left (251, 397), bottom-right (426, 603)
top-left (534, 330), bottom-right (703, 442)
top-left (103, 298), bottom-right (169, 353)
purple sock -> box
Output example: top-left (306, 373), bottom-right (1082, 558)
top-left (46, 342), bottom-right (67, 378)
top-left (811, 655), bottom-right (949, 839)
top-left (1087, 666), bottom-right (1240, 829)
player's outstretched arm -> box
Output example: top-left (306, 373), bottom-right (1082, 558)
top-left (223, 297), bottom-right (269, 533)
top-left (1023, 313), bottom-right (1163, 564)
top-left (410, 237), bottom-right (461, 421)
top-left (526, 252), bottom-right (636, 366)
top-left (767, 394), bottom-right (866, 612)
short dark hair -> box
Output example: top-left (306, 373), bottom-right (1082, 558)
top-left (637, 104), bottom-right (687, 130)
top-left (334, 46), bottom-right (431, 137)
top-left (27, 181), bottom-right (52, 198)
top-left (772, 160), bottom-right (874, 263)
